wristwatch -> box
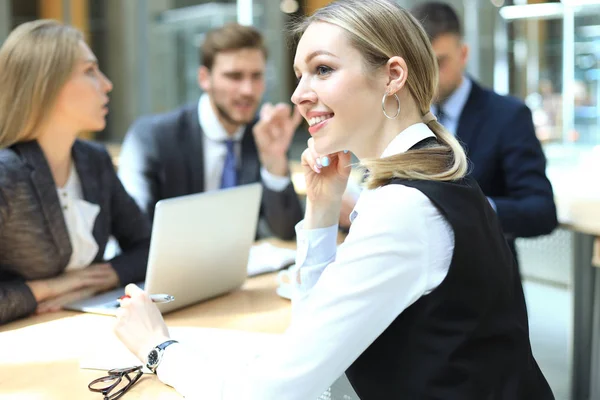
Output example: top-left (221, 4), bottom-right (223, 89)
top-left (146, 340), bottom-right (178, 373)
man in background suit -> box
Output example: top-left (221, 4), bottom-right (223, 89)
top-left (118, 23), bottom-right (303, 240)
top-left (411, 2), bottom-right (557, 262)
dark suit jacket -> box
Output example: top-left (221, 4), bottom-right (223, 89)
top-left (457, 80), bottom-right (558, 256)
top-left (118, 103), bottom-right (303, 240)
top-left (0, 140), bottom-right (151, 324)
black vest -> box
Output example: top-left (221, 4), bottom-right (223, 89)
top-left (345, 177), bottom-right (554, 400)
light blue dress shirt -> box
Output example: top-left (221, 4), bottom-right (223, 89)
top-left (432, 76), bottom-right (472, 137)
top-left (432, 77), bottom-right (497, 211)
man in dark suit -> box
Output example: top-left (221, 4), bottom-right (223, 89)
top-left (411, 2), bottom-right (557, 261)
top-left (118, 23), bottom-right (303, 240)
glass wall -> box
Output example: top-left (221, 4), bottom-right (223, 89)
top-left (0, 0), bottom-right (300, 143)
top-left (574, 9), bottom-right (600, 147)
top-left (150, 0), bottom-right (298, 107)
top-left (152, 1), bottom-right (241, 110)
top-left (496, 2), bottom-right (600, 170)
top-left (7, 0), bottom-right (593, 151)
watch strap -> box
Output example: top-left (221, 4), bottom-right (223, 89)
top-left (147, 339), bottom-right (179, 373)
top-left (156, 339), bottom-right (178, 351)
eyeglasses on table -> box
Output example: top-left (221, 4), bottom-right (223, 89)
top-left (88, 365), bottom-right (143, 400)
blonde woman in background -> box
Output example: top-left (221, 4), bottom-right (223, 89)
top-left (113, 1), bottom-right (554, 399)
top-left (0, 20), bottom-right (151, 325)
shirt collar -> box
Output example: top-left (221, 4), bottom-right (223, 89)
top-left (198, 93), bottom-right (245, 142)
top-left (380, 123), bottom-right (436, 158)
top-left (439, 76), bottom-right (472, 121)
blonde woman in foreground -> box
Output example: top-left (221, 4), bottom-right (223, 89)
top-left (114, 1), bottom-right (554, 398)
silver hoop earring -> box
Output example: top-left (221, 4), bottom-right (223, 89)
top-left (382, 92), bottom-right (400, 119)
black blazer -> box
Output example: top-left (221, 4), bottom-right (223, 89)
top-left (458, 80), bottom-right (557, 252)
top-left (118, 103), bottom-right (303, 240)
top-left (0, 140), bottom-right (151, 324)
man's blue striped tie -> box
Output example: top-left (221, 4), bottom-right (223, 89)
top-left (220, 139), bottom-right (237, 189)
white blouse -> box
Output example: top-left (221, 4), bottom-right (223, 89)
top-left (56, 164), bottom-right (100, 270)
top-left (155, 123), bottom-right (455, 399)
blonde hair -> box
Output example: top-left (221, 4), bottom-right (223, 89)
top-left (0, 20), bottom-right (82, 148)
top-left (292, 0), bottom-right (468, 188)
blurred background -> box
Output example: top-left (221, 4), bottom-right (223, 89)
top-left (2, 1), bottom-right (596, 166)
top-left (0, 1), bottom-right (598, 399)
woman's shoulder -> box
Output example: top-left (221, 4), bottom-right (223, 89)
top-left (353, 183), bottom-right (453, 246)
top-left (355, 183), bottom-right (439, 225)
top-left (0, 148), bottom-right (31, 214)
top-left (363, 183), bottom-right (434, 208)
top-left (72, 139), bottom-right (115, 174)
top-left (72, 140), bottom-right (121, 190)
top-left (73, 139), bottom-right (111, 160)
top-left (0, 147), bottom-right (29, 185)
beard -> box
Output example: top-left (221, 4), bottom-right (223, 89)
top-left (436, 81), bottom-right (461, 104)
top-left (214, 97), bottom-right (257, 127)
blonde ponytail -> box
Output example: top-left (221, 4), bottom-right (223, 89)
top-left (427, 118), bottom-right (469, 179)
top-left (361, 112), bottom-right (468, 189)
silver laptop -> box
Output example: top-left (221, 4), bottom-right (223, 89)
top-left (64, 183), bottom-right (263, 315)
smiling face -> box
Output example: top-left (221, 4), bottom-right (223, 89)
top-left (52, 41), bottom-right (113, 133)
top-left (291, 22), bottom-right (386, 155)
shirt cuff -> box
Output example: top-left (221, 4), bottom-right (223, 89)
top-left (157, 343), bottom-right (223, 399)
top-left (487, 196), bottom-right (497, 212)
top-left (294, 220), bottom-right (337, 292)
top-left (260, 167), bottom-right (291, 192)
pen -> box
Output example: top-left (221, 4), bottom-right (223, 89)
top-left (118, 294), bottom-right (175, 303)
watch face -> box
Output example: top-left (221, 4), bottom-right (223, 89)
top-left (148, 349), bottom-right (159, 366)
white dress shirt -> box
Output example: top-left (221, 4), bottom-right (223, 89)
top-left (156, 122), bottom-right (455, 399)
top-left (198, 94), bottom-right (290, 192)
top-left (56, 164), bottom-right (100, 270)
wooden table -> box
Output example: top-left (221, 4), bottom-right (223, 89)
top-left (0, 272), bottom-right (290, 399)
